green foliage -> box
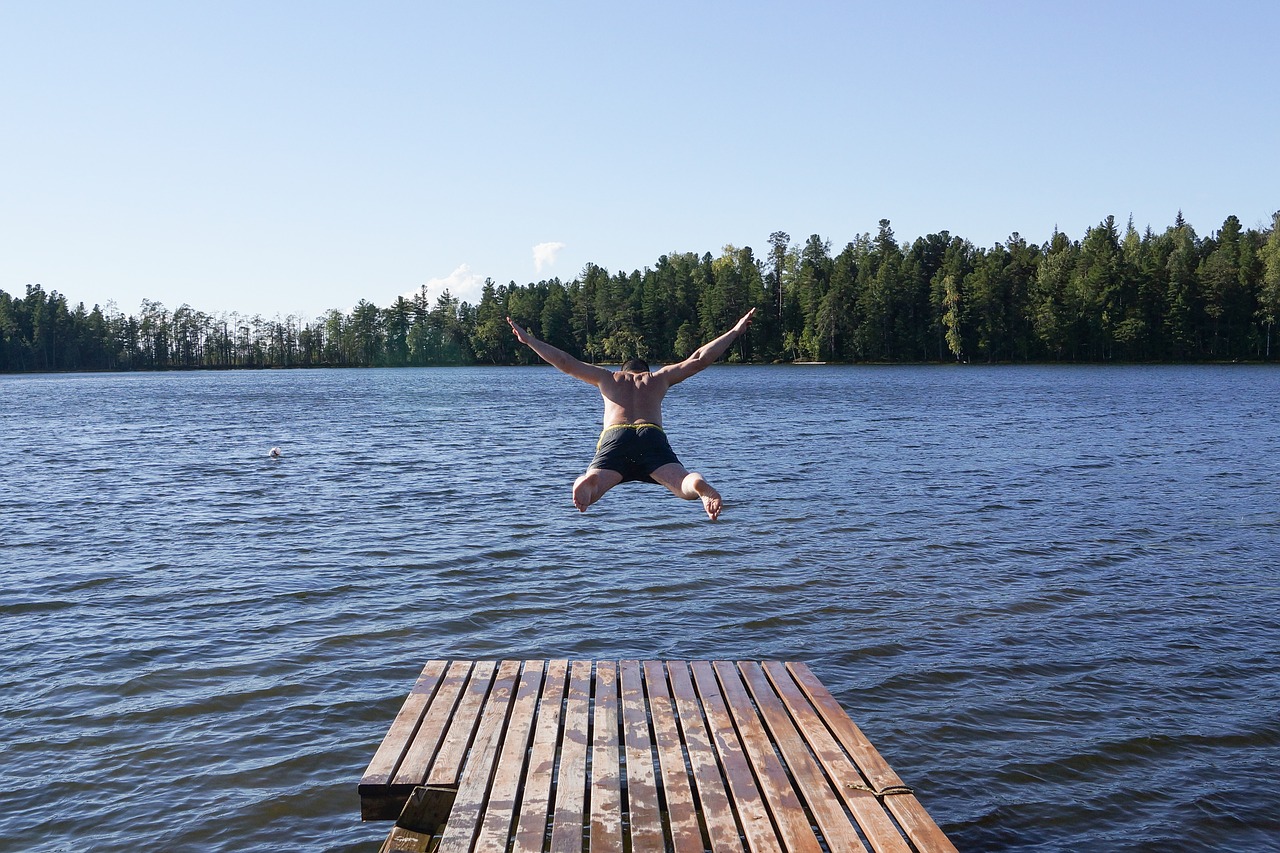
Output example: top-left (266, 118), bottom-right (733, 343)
top-left (601, 329), bottom-right (647, 362)
top-left (941, 274), bottom-right (964, 361)
top-left (1257, 211), bottom-right (1280, 357)
top-left (4, 211), bottom-right (1280, 373)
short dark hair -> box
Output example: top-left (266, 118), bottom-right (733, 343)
top-left (620, 358), bottom-right (650, 373)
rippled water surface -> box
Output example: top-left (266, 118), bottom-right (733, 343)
top-left (3, 365), bottom-right (1279, 852)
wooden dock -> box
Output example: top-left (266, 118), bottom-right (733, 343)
top-left (359, 660), bottom-right (957, 852)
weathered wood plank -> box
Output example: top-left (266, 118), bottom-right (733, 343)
top-left (363, 660), bottom-right (473, 820)
top-left (686, 661), bottom-right (781, 853)
top-left (377, 823), bottom-right (433, 853)
top-left (365, 660), bottom-right (955, 853)
top-left (668, 661), bottom-right (750, 853)
top-left (710, 661), bottom-right (822, 853)
top-left (511, 659), bottom-right (568, 853)
top-left (383, 660), bottom-right (483, 791)
top-left (590, 660), bottom-right (624, 852)
top-left (785, 662), bottom-right (957, 853)
top-left (641, 660), bottom-right (706, 853)
top-left (436, 659), bottom-right (523, 853)
top-left (420, 660), bottom-right (497, 788)
top-left (378, 784), bottom-right (462, 852)
top-left (738, 661), bottom-right (874, 853)
top-left (361, 660), bottom-right (449, 788)
top-left (473, 661), bottom-right (547, 853)
top-left (761, 661), bottom-right (911, 853)
top-left (881, 796), bottom-right (960, 853)
top-left (619, 660), bottom-right (663, 852)
top-left (784, 662), bottom-right (904, 792)
top-left (549, 660), bottom-right (593, 853)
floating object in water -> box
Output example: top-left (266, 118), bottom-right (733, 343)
top-left (269, 447), bottom-right (282, 458)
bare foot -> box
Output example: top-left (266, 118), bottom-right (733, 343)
top-left (674, 471), bottom-right (723, 521)
top-left (701, 490), bottom-right (722, 521)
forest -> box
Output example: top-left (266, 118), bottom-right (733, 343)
top-left (4, 211), bottom-right (1280, 373)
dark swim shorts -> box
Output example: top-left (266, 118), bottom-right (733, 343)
top-left (589, 423), bottom-right (682, 483)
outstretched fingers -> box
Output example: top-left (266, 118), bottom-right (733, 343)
top-left (506, 316), bottom-right (529, 344)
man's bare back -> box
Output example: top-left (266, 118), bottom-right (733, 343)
top-left (598, 370), bottom-right (669, 427)
top-left (507, 309), bottom-right (755, 520)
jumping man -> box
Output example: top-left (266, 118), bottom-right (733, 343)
top-left (506, 309), bottom-right (756, 520)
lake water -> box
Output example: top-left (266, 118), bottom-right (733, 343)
top-left (2, 365), bottom-right (1279, 852)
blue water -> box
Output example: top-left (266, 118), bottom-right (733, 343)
top-left (2, 365), bottom-right (1278, 851)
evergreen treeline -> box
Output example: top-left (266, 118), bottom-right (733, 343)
top-left (4, 211), bottom-right (1280, 373)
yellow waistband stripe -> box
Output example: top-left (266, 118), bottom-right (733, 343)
top-left (597, 422), bottom-right (663, 449)
top-left (600, 422), bottom-right (663, 433)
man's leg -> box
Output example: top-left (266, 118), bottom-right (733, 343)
top-left (650, 463), bottom-right (723, 521)
top-left (573, 468), bottom-right (623, 513)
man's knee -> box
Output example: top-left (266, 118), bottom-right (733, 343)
top-left (649, 463), bottom-right (691, 495)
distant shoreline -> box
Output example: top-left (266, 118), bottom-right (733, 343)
top-left (4, 359), bottom-right (1277, 377)
top-left (7, 210), bottom-right (1280, 374)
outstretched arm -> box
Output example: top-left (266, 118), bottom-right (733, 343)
top-left (507, 317), bottom-right (612, 386)
top-left (656, 308), bottom-right (756, 385)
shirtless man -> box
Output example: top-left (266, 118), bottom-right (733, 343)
top-left (507, 308), bottom-right (755, 520)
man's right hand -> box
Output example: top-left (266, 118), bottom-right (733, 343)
top-left (732, 307), bottom-right (757, 336)
top-left (507, 316), bottom-right (533, 345)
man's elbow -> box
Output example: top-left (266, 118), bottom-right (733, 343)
top-left (682, 354), bottom-right (712, 373)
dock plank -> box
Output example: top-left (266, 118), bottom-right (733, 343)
top-left (362, 660), bottom-right (470, 820)
top-left (549, 660), bottom-right (593, 853)
top-left (619, 660), bottom-right (664, 852)
top-left (709, 661), bottom-right (823, 853)
top-left (687, 661), bottom-right (782, 853)
top-left (436, 660), bottom-right (523, 853)
top-left (394, 660), bottom-right (489, 789)
top-left (786, 662), bottom-right (958, 853)
top-left (785, 662), bottom-right (905, 792)
top-left (473, 661), bottom-right (546, 853)
top-left (761, 661), bottom-right (911, 852)
top-left (590, 661), bottom-right (623, 853)
top-left (510, 659), bottom-right (568, 853)
top-left (739, 661), bottom-right (875, 853)
top-left (360, 660), bottom-right (448, 788)
top-left (882, 795), bottom-right (961, 853)
top-left (641, 660), bottom-right (706, 853)
top-left (668, 661), bottom-right (750, 853)
top-left (360, 660), bottom-right (956, 853)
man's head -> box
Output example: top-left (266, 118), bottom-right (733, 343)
top-left (619, 358), bottom-right (650, 374)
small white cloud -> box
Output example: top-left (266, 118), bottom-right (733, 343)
top-left (403, 263), bottom-right (486, 307)
top-left (532, 241), bottom-right (566, 274)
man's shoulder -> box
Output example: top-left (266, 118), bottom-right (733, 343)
top-left (636, 371), bottom-right (673, 392)
top-left (652, 359), bottom-right (699, 385)
top-left (601, 371), bottom-right (670, 401)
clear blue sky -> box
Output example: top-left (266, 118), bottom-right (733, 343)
top-left (2, 1), bottom-right (1277, 319)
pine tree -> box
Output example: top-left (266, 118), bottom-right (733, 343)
top-left (1257, 212), bottom-right (1280, 358)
